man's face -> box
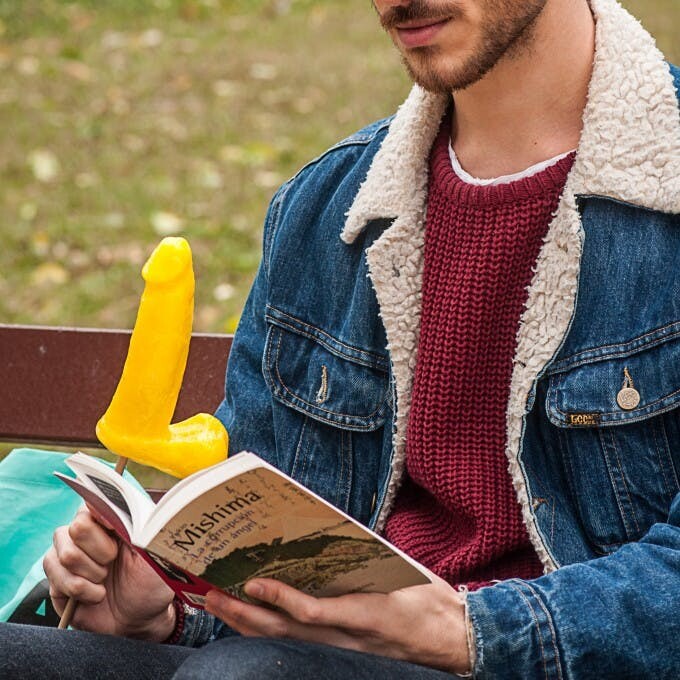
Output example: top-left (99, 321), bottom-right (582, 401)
top-left (373, 0), bottom-right (549, 92)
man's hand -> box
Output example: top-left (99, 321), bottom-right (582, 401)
top-left (43, 506), bottom-right (176, 641)
top-left (205, 573), bottom-right (471, 675)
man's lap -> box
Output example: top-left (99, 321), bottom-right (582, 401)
top-left (0, 623), bottom-right (459, 679)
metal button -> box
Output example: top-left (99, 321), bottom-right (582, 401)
top-left (617, 387), bottom-right (640, 410)
top-left (617, 367), bottom-right (640, 410)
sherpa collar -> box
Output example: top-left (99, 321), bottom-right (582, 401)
top-left (342, 0), bottom-right (680, 244)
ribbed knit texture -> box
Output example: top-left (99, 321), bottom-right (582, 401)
top-left (384, 116), bottom-right (575, 590)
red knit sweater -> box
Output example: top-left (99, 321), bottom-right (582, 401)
top-left (383, 118), bottom-right (574, 590)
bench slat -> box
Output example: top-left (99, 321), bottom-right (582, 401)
top-left (0, 325), bottom-right (232, 448)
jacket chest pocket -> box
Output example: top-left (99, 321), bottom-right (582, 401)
top-left (546, 334), bottom-right (680, 553)
top-left (263, 311), bottom-right (390, 517)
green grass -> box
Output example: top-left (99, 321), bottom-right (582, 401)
top-left (0, 1), bottom-right (677, 478)
top-left (0, 0), bottom-right (410, 334)
top-left (0, 1), bottom-right (676, 334)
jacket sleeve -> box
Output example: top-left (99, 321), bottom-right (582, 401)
top-left (466, 491), bottom-right (680, 679)
top-left (175, 182), bottom-right (290, 648)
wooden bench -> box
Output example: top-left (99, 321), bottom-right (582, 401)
top-left (0, 324), bottom-right (233, 626)
top-left (0, 324), bottom-right (233, 453)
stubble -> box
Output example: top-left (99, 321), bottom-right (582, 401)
top-left (379, 0), bottom-right (549, 93)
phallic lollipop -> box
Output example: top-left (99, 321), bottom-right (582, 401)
top-left (59, 236), bottom-right (228, 628)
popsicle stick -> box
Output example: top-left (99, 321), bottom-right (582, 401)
top-left (57, 455), bottom-right (129, 630)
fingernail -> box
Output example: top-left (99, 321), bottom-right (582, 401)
top-left (245, 581), bottom-right (263, 597)
top-left (205, 590), bottom-right (220, 611)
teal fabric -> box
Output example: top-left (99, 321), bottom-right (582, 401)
top-left (0, 448), bottom-right (145, 624)
top-left (0, 449), bottom-right (82, 620)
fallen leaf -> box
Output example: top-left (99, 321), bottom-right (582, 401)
top-left (139, 28), bottom-right (164, 48)
top-left (17, 56), bottom-right (39, 76)
top-left (212, 79), bottom-right (238, 98)
top-left (62, 60), bottom-right (93, 82)
top-left (213, 282), bottom-right (235, 301)
top-left (31, 262), bottom-right (69, 286)
top-left (151, 211), bottom-right (185, 235)
top-left (249, 63), bottom-right (277, 80)
top-left (28, 149), bottom-right (60, 183)
top-left (254, 170), bottom-right (282, 189)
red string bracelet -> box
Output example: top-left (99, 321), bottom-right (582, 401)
top-left (163, 597), bottom-right (185, 645)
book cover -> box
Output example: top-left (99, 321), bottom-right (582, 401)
top-left (57, 453), bottom-right (431, 609)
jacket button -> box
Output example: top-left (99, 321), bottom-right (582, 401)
top-left (617, 367), bottom-right (640, 410)
top-left (617, 387), bottom-right (640, 410)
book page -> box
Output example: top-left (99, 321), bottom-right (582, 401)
top-left (145, 467), bottom-right (430, 600)
top-left (64, 454), bottom-right (155, 534)
top-left (55, 473), bottom-right (132, 542)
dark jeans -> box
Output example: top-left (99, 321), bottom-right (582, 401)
top-left (0, 623), bottom-right (461, 679)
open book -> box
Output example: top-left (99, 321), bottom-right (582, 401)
top-left (56, 452), bottom-right (431, 609)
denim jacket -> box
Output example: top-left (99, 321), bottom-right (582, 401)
top-left (180, 0), bottom-right (680, 676)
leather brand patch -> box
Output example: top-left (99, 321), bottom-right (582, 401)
top-left (567, 412), bottom-right (601, 426)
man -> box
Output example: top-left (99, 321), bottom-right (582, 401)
top-left (2, 0), bottom-right (679, 677)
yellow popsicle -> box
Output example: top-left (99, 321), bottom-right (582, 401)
top-left (95, 237), bottom-right (228, 478)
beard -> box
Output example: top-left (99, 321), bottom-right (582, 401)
top-left (378, 0), bottom-right (549, 93)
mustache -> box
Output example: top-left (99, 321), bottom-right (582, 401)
top-left (378, 1), bottom-right (463, 31)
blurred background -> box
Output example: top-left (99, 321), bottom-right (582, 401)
top-left (0, 0), bottom-right (677, 336)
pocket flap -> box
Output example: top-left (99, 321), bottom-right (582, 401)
top-left (263, 313), bottom-right (390, 431)
top-left (546, 337), bottom-right (680, 427)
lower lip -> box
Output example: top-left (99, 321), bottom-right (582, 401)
top-left (396, 19), bottom-right (449, 49)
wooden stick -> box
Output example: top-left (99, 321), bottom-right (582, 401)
top-left (57, 456), bottom-right (129, 630)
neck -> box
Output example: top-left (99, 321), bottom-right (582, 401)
top-left (451, 0), bottom-right (595, 179)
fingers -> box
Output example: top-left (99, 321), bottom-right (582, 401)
top-left (244, 579), bottom-right (382, 632)
top-left (205, 590), bottom-right (361, 650)
top-left (43, 547), bottom-right (107, 609)
top-left (43, 508), bottom-right (119, 609)
top-left (69, 508), bottom-right (120, 566)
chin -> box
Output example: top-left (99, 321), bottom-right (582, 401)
top-left (405, 47), bottom-right (497, 94)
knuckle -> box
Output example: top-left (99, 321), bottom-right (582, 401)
top-left (271, 619), bottom-right (290, 638)
top-left (68, 577), bottom-right (102, 602)
top-left (101, 537), bottom-right (119, 564)
top-left (229, 607), bottom-right (250, 627)
top-left (66, 578), bottom-right (86, 599)
top-left (298, 602), bottom-right (322, 625)
top-left (53, 525), bottom-right (69, 547)
top-left (42, 549), bottom-right (56, 576)
top-left (60, 545), bottom-right (82, 569)
top-left (69, 513), bottom-right (96, 543)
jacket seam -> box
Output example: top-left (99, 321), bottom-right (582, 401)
top-left (658, 416), bottom-right (680, 490)
top-left (263, 180), bottom-right (294, 281)
top-left (548, 322), bottom-right (680, 373)
top-left (575, 192), bottom-right (680, 215)
top-left (282, 119), bottom-right (392, 190)
top-left (598, 429), bottom-right (638, 539)
top-left (651, 418), bottom-right (673, 497)
top-left (265, 305), bottom-right (388, 369)
top-left (606, 428), bottom-right (642, 535)
top-left (522, 582), bottom-right (565, 680)
top-left (506, 582), bottom-right (551, 680)
top-left (508, 581), bottom-right (563, 680)
top-left (289, 414), bottom-right (310, 482)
